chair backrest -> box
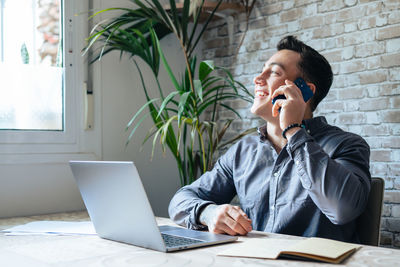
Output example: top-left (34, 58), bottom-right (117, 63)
top-left (356, 177), bottom-right (384, 246)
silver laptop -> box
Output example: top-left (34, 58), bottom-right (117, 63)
top-left (69, 161), bottom-right (237, 252)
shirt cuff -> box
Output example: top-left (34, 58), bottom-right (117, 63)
top-left (188, 201), bottom-right (215, 230)
top-left (286, 128), bottom-right (313, 159)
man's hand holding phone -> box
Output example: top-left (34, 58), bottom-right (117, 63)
top-left (271, 78), bottom-right (313, 137)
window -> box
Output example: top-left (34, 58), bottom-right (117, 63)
top-left (0, 0), bottom-right (98, 162)
top-left (0, 0), bottom-right (63, 131)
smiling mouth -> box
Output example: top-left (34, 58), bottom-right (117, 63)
top-left (255, 91), bottom-right (268, 97)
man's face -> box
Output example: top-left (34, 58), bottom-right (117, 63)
top-left (250, 49), bottom-right (302, 120)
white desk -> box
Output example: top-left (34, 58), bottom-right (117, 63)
top-left (0, 211), bottom-right (399, 266)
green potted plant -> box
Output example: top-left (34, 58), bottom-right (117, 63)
top-left (84, 0), bottom-right (255, 186)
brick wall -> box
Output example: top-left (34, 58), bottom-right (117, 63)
top-left (201, 0), bottom-right (400, 248)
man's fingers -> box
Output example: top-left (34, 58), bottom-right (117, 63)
top-left (272, 99), bottom-right (284, 117)
top-left (271, 85), bottom-right (285, 100)
top-left (213, 220), bottom-right (238, 236)
top-left (271, 81), bottom-right (302, 100)
top-left (210, 204), bottom-right (252, 236)
top-left (227, 206), bottom-right (252, 233)
top-left (223, 215), bottom-right (248, 235)
top-left (236, 208), bottom-right (253, 232)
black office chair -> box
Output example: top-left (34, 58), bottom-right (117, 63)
top-left (356, 177), bottom-right (384, 246)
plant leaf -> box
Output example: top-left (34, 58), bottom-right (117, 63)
top-left (157, 91), bottom-right (179, 118)
top-left (194, 80), bottom-right (203, 102)
top-left (153, 29), bottom-right (181, 91)
top-left (178, 91), bottom-right (191, 127)
top-left (126, 98), bottom-right (159, 130)
top-left (199, 60), bottom-right (214, 81)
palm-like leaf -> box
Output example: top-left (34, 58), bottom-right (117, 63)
top-left (85, 0), bottom-right (255, 186)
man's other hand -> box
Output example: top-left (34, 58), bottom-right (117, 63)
top-left (199, 204), bottom-right (252, 235)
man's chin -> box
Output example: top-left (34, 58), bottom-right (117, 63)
top-left (251, 104), bottom-right (272, 121)
top-left (251, 103), bottom-right (266, 116)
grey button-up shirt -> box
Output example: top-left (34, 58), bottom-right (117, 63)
top-left (168, 117), bottom-right (371, 242)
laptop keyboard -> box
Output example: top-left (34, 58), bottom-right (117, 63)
top-left (161, 233), bottom-right (204, 248)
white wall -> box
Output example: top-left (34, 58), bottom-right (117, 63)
top-left (93, 0), bottom-right (182, 217)
top-left (98, 36), bottom-right (182, 217)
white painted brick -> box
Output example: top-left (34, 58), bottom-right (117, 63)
top-left (392, 150), bottom-right (400, 162)
top-left (365, 111), bottom-right (380, 124)
top-left (382, 0), bottom-right (400, 12)
top-left (376, 14), bottom-right (388, 26)
top-left (365, 2), bottom-right (384, 16)
top-left (365, 136), bottom-right (383, 149)
top-left (391, 124), bottom-right (400, 135)
top-left (391, 96), bottom-right (400, 109)
top-left (389, 68), bottom-right (400, 82)
top-left (363, 124), bottom-right (391, 136)
top-left (385, 178), bottom-right (395, 190)
top-left (367, 56), bottom-right (381, 70)
top-left (304, 3), bottom-right (318, 16)
top-left (359, 70), bottom-right (387, 85)
top-left (370, 162), bottom-right (389, 176)
top-left (388, 10), bottom-right (400, 24)
top-left (359, 97), bottom-right (390, 111)
top-left (344, 22), bottom-right (357, 32)
top-left (341, 46), bottom-right (354, 60)
top-left (318, 0), bottom-right (345, 12)
top-left (307, 39), bottom-right (325, 51)
top-left (383, 204), bottom-right (392, 217)
top-left (347, 124), bottom-right (363, 134)
top-left (345, 74), bottom-right (361, 87)
top-left (384, 191), bottom-right (400, 205)
top-left (355, 42), bottom-right (385, 58)
top-left (324, 38), bottom-right (336, 50)
top-left (393, 177), bottom-right (400, 192)
top-left (339, 59), bottom-right (366, 74)
top-left (283, 1), bottom-right (295, 10)
top-left (387, 39), bottom-right (400, 53)
top-left (266, 14), bottom-right (280, 25)
top-left (344, 101), bottom-right (359, 112)
top-left (344, 0), bottom-right (357, 7)
top-left (330, 62), bottom-right (340, 74)
top-left (287, 21), bottom-right (300, 32)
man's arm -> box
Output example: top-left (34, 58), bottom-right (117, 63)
top-left (287, 129), bottom-right (371, 225)
top-left (168, 143), bottom-right (252, 235)
top-left (273, 79), bottom-right (371, 225)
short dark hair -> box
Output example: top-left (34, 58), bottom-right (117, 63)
top-left (277, 36), bottom-right (333, 112)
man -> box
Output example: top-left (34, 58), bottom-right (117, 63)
top-left (168, 36), bottom-right (371, 242)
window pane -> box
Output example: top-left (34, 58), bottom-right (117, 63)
top-left (0, 0), bottom-right (63, 130)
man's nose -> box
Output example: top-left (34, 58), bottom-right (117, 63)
top-left (254, 73), bottom-right (266, 84)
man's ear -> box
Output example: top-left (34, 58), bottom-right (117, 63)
top-left (307, 82), bottom-right (316, 95)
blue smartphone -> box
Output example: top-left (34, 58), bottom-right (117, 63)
top-left (272, 77), bottom-right (313, 107)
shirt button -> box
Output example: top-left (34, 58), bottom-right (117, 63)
top-left (296, 160), bottom-right (300, 165)
top-left (307, 130), bottom-right (311, 134)
top-left (273, 172), bottom-right (279, 177)
top-left (271, 205), bottom-right (275, 211)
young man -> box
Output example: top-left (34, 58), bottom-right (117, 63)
top-left (168, 36), bottom-right (371, 242)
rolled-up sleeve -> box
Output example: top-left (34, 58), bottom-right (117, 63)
top-left (168, 146), bottom-right (237, 229)
top-left (286, 128), bottom-right (371, 225)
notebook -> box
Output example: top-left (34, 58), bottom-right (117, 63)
top-left (218, 237), bottom-right (361, 264)
top-left (69, 161), bottom-right (237, 252)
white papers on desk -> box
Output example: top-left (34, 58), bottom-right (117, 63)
top-left (2, 221), bottom-right (97, 236)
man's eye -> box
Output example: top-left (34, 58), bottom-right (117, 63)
top-left (271, 71), bottom-right (279, 75)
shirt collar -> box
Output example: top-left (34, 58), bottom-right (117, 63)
top-left (257, 116), bottom-right (328, 141)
